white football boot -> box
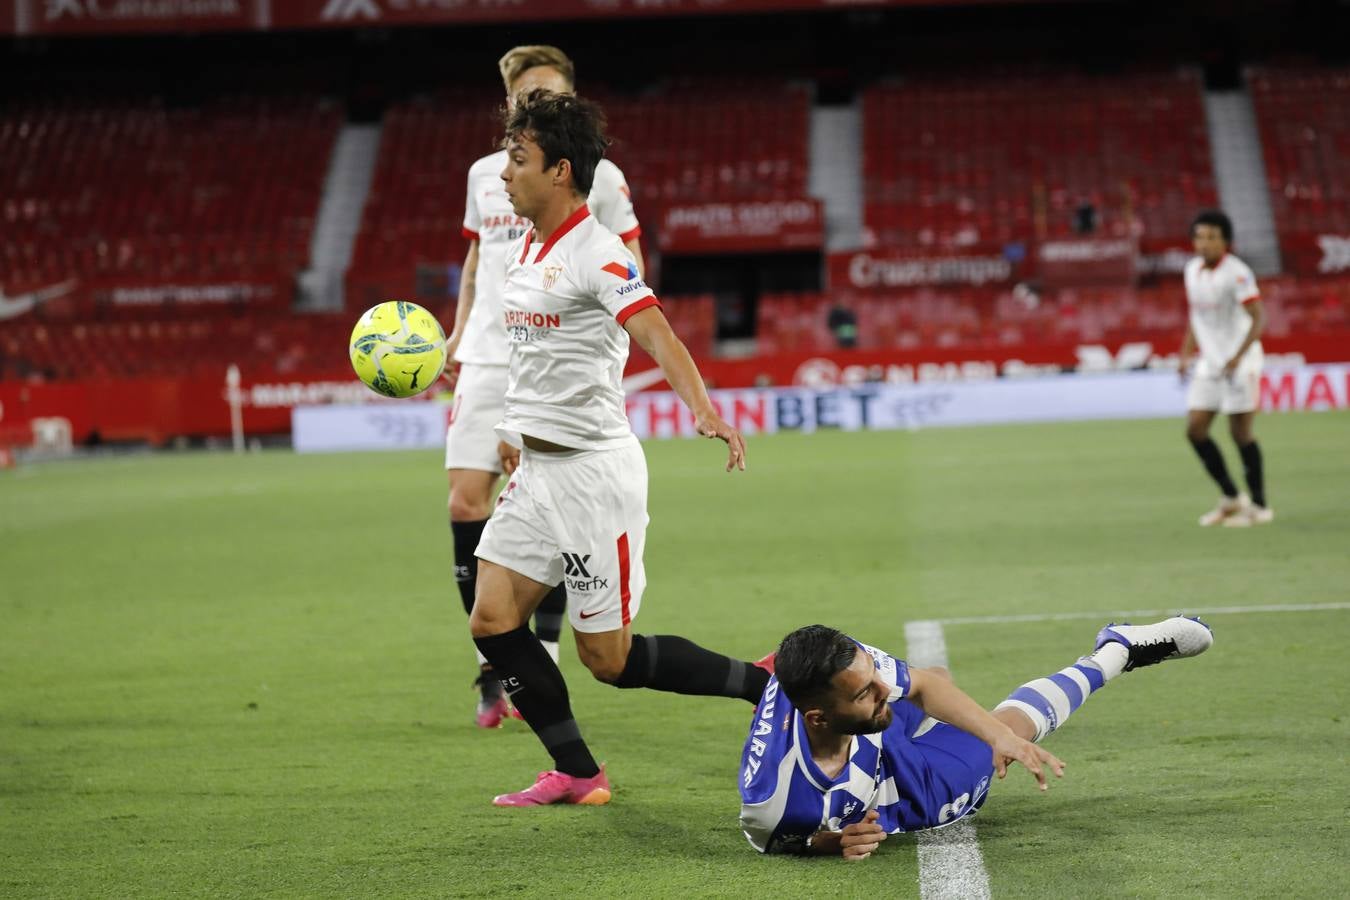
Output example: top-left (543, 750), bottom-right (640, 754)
top-left (1198, 494), bottom-right (1248, 527)
top-left (1223, 505), bottom-right (1275, 528)
top-left (1095, 616), bottom-right (1214, 672)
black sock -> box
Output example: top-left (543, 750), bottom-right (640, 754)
top-left (614, 634), bottom-right (770, 704)
top-left (450, 519), bottom-right (487, 616)
top-left (474, 625), bottom-right (599, 778)
top-left (534, 584), bottom-right (567, 644)
top-left (1238, 441), bottom-right (1266, 507)
top-left (1189, 438), bottom-right (1239, 498)
top-left (474, 665), bottom-right (502, 702)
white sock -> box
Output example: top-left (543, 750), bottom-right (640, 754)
top-left (1088, 642), bottom-right (1128, 680)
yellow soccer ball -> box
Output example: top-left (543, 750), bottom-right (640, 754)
top-left (349, 301), bottom-right (447, 399)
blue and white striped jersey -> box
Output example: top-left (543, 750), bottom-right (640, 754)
top-left (738, 641), bottom-right (993, 854)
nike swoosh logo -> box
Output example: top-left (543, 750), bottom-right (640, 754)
top-left (578, 609), bottom-right (604, 620)
top-left (620, 367), bottom-right (668, 393)
top-left (0, 279), bottom-right (78, 321)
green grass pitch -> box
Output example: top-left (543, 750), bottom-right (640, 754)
top-left (2, 413), bottom-right (1347, 898)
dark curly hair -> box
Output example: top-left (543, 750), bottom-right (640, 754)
top-left (774, 625), bottom-right (859, 709)
top-left (1192, 209), bottom-right (1234, 245)
top-left (503, 88), bottom-right (609, 196)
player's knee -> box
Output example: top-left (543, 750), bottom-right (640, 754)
top-left (468, 597), bottom-right (515, 638)
top-left (578, 650), bottom-right (627, 684)
top-left (467, 605), bottom-right (494, 638)
top-left (1185, 422), bottom-right (1208, 443)
top-left (448, 493), bottom-right (491, 522)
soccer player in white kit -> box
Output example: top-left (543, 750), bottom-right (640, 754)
top-left (445, 46), bottom-right (646, 728)
top-left (1178, 211), bottom-right (1273, 527)
top-left (468, 89), bottom-right (772, 807)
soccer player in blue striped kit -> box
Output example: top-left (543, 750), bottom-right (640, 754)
top-left (740, 616), bottom-right (1213, 858)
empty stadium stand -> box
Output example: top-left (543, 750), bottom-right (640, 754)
top-left (0, 295), bottom-right (716, 382)
top-left (347, 89), bottom-right (502, 291)
top-left (0, 94), bottom-right (341, 291)
top-left (346, 80), bottom-right (814, 296)
top-left (862, 70), bottom-right (1218, 251)
top-left (1249, 65), bottom-right (1350, 236)
top-left (756, 276), bottom-right (1350, 354)
top-left (599, 79), bottom-right (812, 209)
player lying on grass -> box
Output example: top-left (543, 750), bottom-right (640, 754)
top-left (740, 616), bottom-right (1213, 858)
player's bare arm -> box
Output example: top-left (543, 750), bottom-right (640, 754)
top-left (623, 237), bottom-right (645, 279)
top-left (623, 306), bottom-right (747, 472)
top-left (1179, 323), bottom-right (1196, 380)
top-left (1223, 299), bottom-right (1265, 378)
top-left (906, 667), bottom-right (1065, 790)
top-left (446, 240), bottom-right (480, 383)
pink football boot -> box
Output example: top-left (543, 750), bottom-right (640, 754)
top-left (475, 696), bottom-right (509, 729)
top-left (492, 766), bottom-right (611, 807)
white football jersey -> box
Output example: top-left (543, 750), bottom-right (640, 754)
top-left (1183, 253), bottom-right (1262, 374)
top-left (495, 205), bottom-right (659, 451)
top-left (458, 151), bottom-right (640, 366)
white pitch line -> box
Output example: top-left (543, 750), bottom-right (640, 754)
top-left (905, 620), bottom-right (992, 900)
top-left (935, 601), bottom-right (1350, 628)
top-left (901, 599), bottom-right (1347, 897)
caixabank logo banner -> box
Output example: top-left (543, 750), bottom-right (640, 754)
top-left (319, 0), bottom-right (471, 21)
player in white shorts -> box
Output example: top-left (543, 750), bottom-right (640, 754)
top-left (468, 89), bottom-right (772, 808)
top-left (1178, 210), bottom-right (1272, 527)
top-left (444, 46), bottom-right (645, 728)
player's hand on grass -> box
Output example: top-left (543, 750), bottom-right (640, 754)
top-left (991, 732), bottom-right (1065, 791)
top-left (498, 441), bottom-right (520, 477)
top-left (839, 809), bottom-right (887, 860)
top-left (694, 410), bottom-right (746, 472)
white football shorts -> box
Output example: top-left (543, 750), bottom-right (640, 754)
top-left (475, 436), bottom-right (649, 634)
top-left (445, 363), bottom-right (509, 472)
top-left (1187, 346), bottom-right (1264, 415)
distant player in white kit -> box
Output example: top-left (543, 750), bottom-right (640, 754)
top-left (469, 88), bottom-right (771, 807)
top-left (445, 46), bottom-right (645, 728)
top-left (1179, 210), bottom-right (1273, 527)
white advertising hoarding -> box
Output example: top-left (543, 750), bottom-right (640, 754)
top-left (292, 365), bottom-right (1349, 453)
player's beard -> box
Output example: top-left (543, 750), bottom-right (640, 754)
top-left (838, 703), bottom-right (893, 735)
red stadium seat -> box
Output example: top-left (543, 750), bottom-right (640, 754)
top-left (1248, 66), bottom-right (1350, 240)
top-left (753, 276), bottom-right (1350, 354)
top-left (347, 81), bottom-right (813, 299)
top-left (861, 70), bottom-right (1217, 251)
top-left (0, 94), bottom-right (341, 290)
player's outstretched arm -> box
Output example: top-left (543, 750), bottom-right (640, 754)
top-left (623, 307), bottom-right (746, 472)
top-left (907, 668), bottom-right (1065, 791)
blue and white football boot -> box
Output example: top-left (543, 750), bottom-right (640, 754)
top-left (1095, 616), bottom-right (1213, 672)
